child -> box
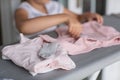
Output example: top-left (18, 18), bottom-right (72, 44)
top-left (15, 0), bottom-right (103, 38)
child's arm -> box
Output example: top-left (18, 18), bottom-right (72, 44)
top-left (64, 8), bottom-right (103, 24)
top-left (15, 9), bottom-right (69, 34)
top-left (15, 8), bottom-right (82, 38)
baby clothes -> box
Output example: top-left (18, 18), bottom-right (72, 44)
top-left (2, 34), bottom-right (75, 76)
top-left (56, 21), bottom-right (120, 55)
top-left (2, 21), bottom-right (120, 76)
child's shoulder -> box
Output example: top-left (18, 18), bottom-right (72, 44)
top-left (15, 2), bottom-right (29, 17)
top-left (18, 1), bottom-right (29, 8)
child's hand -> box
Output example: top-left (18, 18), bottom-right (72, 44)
top-left (68, 17), bottom-right (83, 38)
top-left (79, 12), bottom-right (103, 24)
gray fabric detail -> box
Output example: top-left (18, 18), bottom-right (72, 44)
top-left (38, 42), bottom-right (60, 58)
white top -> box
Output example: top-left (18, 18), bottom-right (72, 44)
top-left (17, 1), bottom-right (64, 37)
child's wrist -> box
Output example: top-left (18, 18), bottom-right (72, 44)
top-left (63, 14), bottom-right (71, 25)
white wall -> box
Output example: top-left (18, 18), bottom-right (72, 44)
top-left (68, 0), bottom-right (83, 14)
top-left (106, 0), bottom-right (120, 15)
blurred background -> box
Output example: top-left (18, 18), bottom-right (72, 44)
top-left (0, 0), bottom-right (120, 80)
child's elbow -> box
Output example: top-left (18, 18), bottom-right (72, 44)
top-left (18, 23), bottom-right (31, 35)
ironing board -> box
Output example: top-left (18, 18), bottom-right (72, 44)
top-left (0, 16), bottom-right (120, 80)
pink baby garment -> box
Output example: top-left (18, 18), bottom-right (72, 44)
top-left (2, 34), bottom-right (76, 76)
top-left (2, 21), bottom-right (120, 76)
top-left (55, 21), bottom-right (120, 55)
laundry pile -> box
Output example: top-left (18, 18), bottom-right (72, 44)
top-left (2, 21), bottom-right (120, 76)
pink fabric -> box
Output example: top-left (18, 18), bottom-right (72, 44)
top-left (55, 21), bottom-right (120, 55)
top-left (2, 34), bottom-right (75, 76)
top-left (2, 21), bottom-right (120, 76)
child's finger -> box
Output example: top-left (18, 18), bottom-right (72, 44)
top-left (96, 14), bottom-right (103, 24)
top-left (100, 16), bottom-right (104, 24)
top-left (69, 26), bottom-right (75, 37)
top-left (68, 25), bottom-right (72, 33)
top-left (74, 27), bottom-right (81, 38)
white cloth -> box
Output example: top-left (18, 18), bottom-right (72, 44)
top-left (17, 1), bottom-right (64, 37)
